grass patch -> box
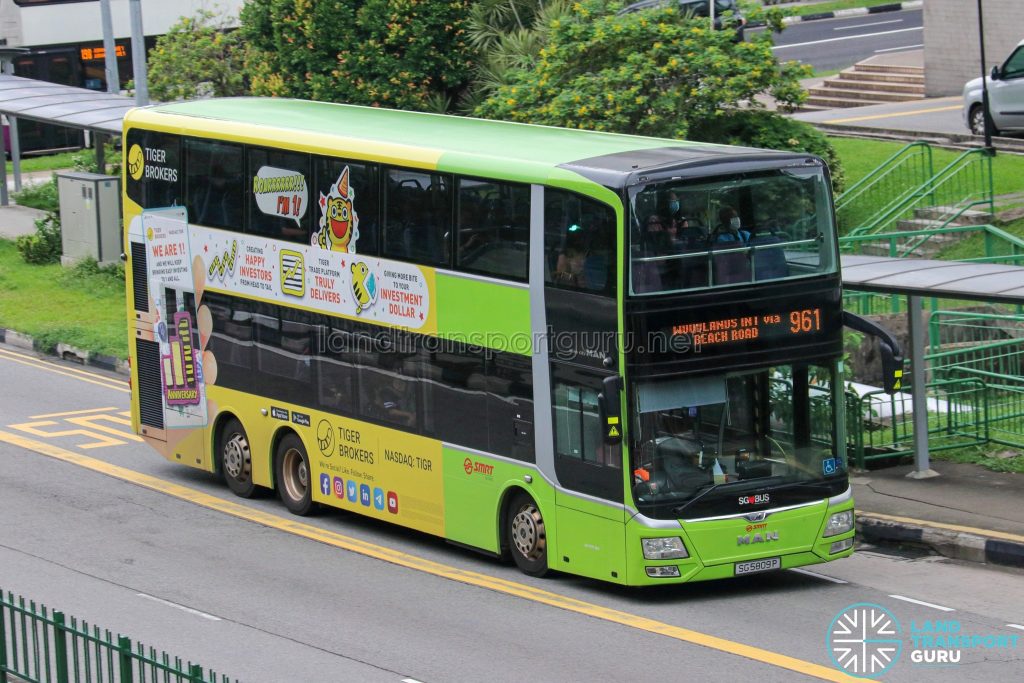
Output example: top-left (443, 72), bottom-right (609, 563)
top-left (930, 443), bottom-right (1024, 474)
top-left (0, 239), bottom-right (126, 358)
top-left (5, 150), bottom-right (81, 175)
top-left (770, 0), bottom-right (908, 17)
top-left (830, 137), bottom-right (1024, 197)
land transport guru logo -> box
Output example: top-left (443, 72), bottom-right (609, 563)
top-left (827, 603), bottom-right (902, 678)
top-left (826, 601), bottom-right (1021, 677)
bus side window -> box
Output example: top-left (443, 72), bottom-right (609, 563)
top-left (203, 291), bottom-right (253, 391)
top-left (552, 370), bottom-right (623, 502)
top-left (185, 138), bottom-right (244, 230)
top-left (456, 178), bottom-right (529, 281)
top-left (383, 168), bottom-right (452, 267)
top-left (247, 147), bottom-right (311, 244)
top-left (544, 189), bottom-right (616, 295)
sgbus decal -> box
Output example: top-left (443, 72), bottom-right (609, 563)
top-left (253, 166), bottom-right (308, 223)
top-left (191, 226), bottom-right (436, 332)
top-left (313, 166), bottom-right (359, 253)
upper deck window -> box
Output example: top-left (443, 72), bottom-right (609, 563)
top-left (185, 139), bottom-right (244, 230)
top-left (544, 189), bottom-right (616, 295)
top-left (629, 165), bottom-right (836, 295)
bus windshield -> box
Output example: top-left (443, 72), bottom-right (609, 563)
top-left (630, 363), bottom-right (842, 518)
top-left (629, 165), bottom-right (836, 295)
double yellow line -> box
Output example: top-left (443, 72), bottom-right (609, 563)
top-left (0, 427), bottom-right (858, 682)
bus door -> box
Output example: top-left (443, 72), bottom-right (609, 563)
top-left (128, 207), bottom-right (210, 462)
top-left (551, 364), bottom-right (627, 581)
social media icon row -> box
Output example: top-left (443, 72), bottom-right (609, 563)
top-left (319, 474), bottom-right (398, 514)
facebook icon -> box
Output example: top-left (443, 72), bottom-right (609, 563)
top-left (320, 473), bottom-right (331, 496)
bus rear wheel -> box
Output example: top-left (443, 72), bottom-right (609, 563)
top-left (276, 433), bottom-right (314, 516)
top-left (507, 493), bottom-right (548, 577)
top-left (219, 417), bottom-right (256, 498)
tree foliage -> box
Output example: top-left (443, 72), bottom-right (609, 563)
top-left (474, 1), bottom-right (809, 139)
top-left (239, 0), bottom-right (475, 112)
top-left (146, 9), bottom-right (248, 101)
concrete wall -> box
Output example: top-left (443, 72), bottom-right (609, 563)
top-left (925, 0), bottom-right (1024, 96)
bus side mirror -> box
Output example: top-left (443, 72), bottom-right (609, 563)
top-left (598, 375), bottom-right (623, 445)
top-left (843, 311), bottom-right (904, 395)
top-left (880, 341), bottom-right (904, 394)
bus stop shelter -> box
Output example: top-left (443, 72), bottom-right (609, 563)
top-left (0, 72), bottom-right (136, 204)
top-left (841, 254), bottom-right (1024, 478)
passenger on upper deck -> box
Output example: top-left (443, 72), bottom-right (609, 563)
top-left (712, 205), bottom-right (751, 244)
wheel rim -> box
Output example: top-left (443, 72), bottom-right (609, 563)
top-left (223, 433), bottom-right (251, 481)
top-left (282, 447), bottom-right (308, 502)
top-left (511, 504), bottom-right (546, 561)
top-left (971, 109), bottom-right (986, 135)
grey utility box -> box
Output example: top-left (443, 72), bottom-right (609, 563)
top-left (57, 171), bottom-right (122, 266)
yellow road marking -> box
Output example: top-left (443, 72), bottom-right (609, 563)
top-left (7, 421), bottom-right (127, 449)
top-left (31, 407), bottom-right (120, 419)
top-left (823, 104), bottom-right (961, 125)
top-left (0, 348), bottom-right (128, 393)
top-left (860, 511), bottom-right (1024, 545)
top-left (0, 428), bottom-right (859, 683)
top-left (66, 414), bottom-right (143, 442)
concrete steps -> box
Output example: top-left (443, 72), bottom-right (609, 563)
top-left (802, 62), bottom-right (926, 110)
top-left (857, 206), bottom-right (995, 259)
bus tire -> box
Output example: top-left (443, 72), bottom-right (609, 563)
top-left (507, 493), bottom-right (548, 577)
top-left (276, 433), bottom-right (314, 516)
top-left (219, 417), bottom-right (257, 498)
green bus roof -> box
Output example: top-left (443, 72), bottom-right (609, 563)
top-left (137, 98), bottom-right (799, 188)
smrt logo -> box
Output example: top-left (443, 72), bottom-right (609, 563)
top-left (463, 457), bottom-right (494, 476)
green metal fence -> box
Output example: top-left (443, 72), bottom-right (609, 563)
top-left (841, 147), bottom-right (994, 245)
top-left (835, 141), bottom-right (934, 235)
top-left (846, 378), bottom-right (989, 469)
top-left (927, 311), bottom-right (1024, 449)
top-left (1, 590), bottom-right (238, 683)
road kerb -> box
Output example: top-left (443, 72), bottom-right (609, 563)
top-left (857, 512), bottom-right (1024, 568)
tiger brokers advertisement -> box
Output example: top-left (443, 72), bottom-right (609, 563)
top-left (129, 207), bottom-right (209, 430)
top-left (196, 225), bottom-right (437, 334)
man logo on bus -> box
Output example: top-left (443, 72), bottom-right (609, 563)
top-left (351, 261), bottom-right (377, 314)
top-left (314, 166), bottom-right (360, 253)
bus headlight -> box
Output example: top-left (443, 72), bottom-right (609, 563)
top-left (823, 510), bottom-right (854, 537)
top-left (642, 537), bottom-right (689, 560)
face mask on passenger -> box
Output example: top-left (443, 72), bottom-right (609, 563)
top-left (730, 216), bottom-right (741, 230)
top-left (669, 200), bottom-right (680, 213)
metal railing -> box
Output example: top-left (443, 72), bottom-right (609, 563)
top-left (835, 142), bottom-right (934, 235)
top-left (927, 311), bottom-right (1024, 449)
top-left (842, 148), bottom-right (994, 245)
top-left (839, 222), bottom-right (1024, 265)
top-left (846, 378), bottom-right (988, 469)
top-left (1, 589), bottom-right (238, 683)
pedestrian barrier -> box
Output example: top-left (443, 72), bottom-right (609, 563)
top-left (846, 378), bottom-right (988, 469)
top-left (0, 589), bottom-right (238, 683)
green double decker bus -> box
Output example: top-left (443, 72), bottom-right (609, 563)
top-left (124, 98), bottom-right (895, 585)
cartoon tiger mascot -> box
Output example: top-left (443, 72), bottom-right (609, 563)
top-left (316, 167), bottom-right (359, 253)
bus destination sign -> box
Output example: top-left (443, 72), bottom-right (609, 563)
top-left (671, 307), bottom-right (823, 350)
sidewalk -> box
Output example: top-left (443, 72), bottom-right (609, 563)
top-left (0, 203), bottom-right (46, 239)
top-left (853, 460), bottom-right (1024, 568)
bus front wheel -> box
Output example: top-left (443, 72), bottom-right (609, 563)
top-left (276, 433), bottom-right (314, 516)
top-left (219, 418), bottom-right (256, 498)
top-left (507, 493), bottom-right (548, 577)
